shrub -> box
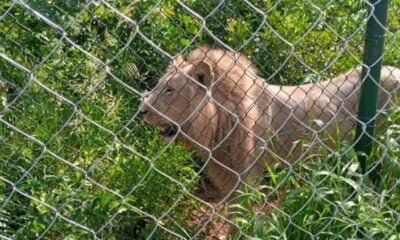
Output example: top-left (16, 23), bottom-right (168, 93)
top-left (230, 106), bottom-right (400, 239)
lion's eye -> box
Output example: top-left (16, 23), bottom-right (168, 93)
top-left (163, 87), bottom-right (174, 95)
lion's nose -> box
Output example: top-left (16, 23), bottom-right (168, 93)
top-left (139, 91), bottom-right (151, 115)
top-left (142, 90), bottom-right (150, 99)
top-left (138, 103), bottom-right (148, 115)
top-left (139, 108), bottom-right (148, 115)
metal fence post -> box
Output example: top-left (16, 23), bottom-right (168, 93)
top-left (354, 0), bottom-right (389, 174)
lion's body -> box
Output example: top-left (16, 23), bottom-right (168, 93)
top-left (260, 67), bottom-right (400, 163)
top-left (141, 47), bottom-right (400, 198)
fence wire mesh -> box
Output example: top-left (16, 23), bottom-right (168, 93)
top-left (0, 0), bottom-right (400, 239)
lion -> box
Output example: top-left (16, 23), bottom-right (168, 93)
top-left (139, 46), bottom-right (400, 199)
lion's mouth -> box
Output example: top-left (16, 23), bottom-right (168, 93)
top-left (160, 124), bottom-right (178, 138)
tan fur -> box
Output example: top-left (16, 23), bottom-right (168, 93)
top-left (140, 46), bottom-right (400, 199)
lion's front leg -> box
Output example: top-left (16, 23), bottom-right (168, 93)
top-left (206, 159), bottom-right (240, 200)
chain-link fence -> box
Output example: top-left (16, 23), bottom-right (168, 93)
top-left (1, 0), bottom-right (400, 239)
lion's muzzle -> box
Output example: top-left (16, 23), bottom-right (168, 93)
top-left (139, 91), bottom-right (151, 114)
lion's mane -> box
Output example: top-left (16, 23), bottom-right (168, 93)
top-left (180, 47), bottom-right (270, 198)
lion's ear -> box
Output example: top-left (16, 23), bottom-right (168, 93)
top-left (193, 61), bottom-right (214, 87)
top-left (167, 55), bottom-right (185, 72)
top-left (173, 55), bottom-right (185, 67)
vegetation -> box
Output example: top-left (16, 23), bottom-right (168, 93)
top-left (0, 0), bottom-right (399, 239)
top-left (230, 106), bottom-right (400, 239)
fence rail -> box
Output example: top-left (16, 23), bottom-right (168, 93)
top-left (0, 0), bottom-right (399, 239)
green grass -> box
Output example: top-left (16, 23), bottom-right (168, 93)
top-left (230, 107), bottom-right (400, 240)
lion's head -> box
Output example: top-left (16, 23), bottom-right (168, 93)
top-left (139, 51), bottom-right (215, 146)
top-left (140, 47), bottom-right (265, 196)
top-left (140, 46), bottom-right (261, 145)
